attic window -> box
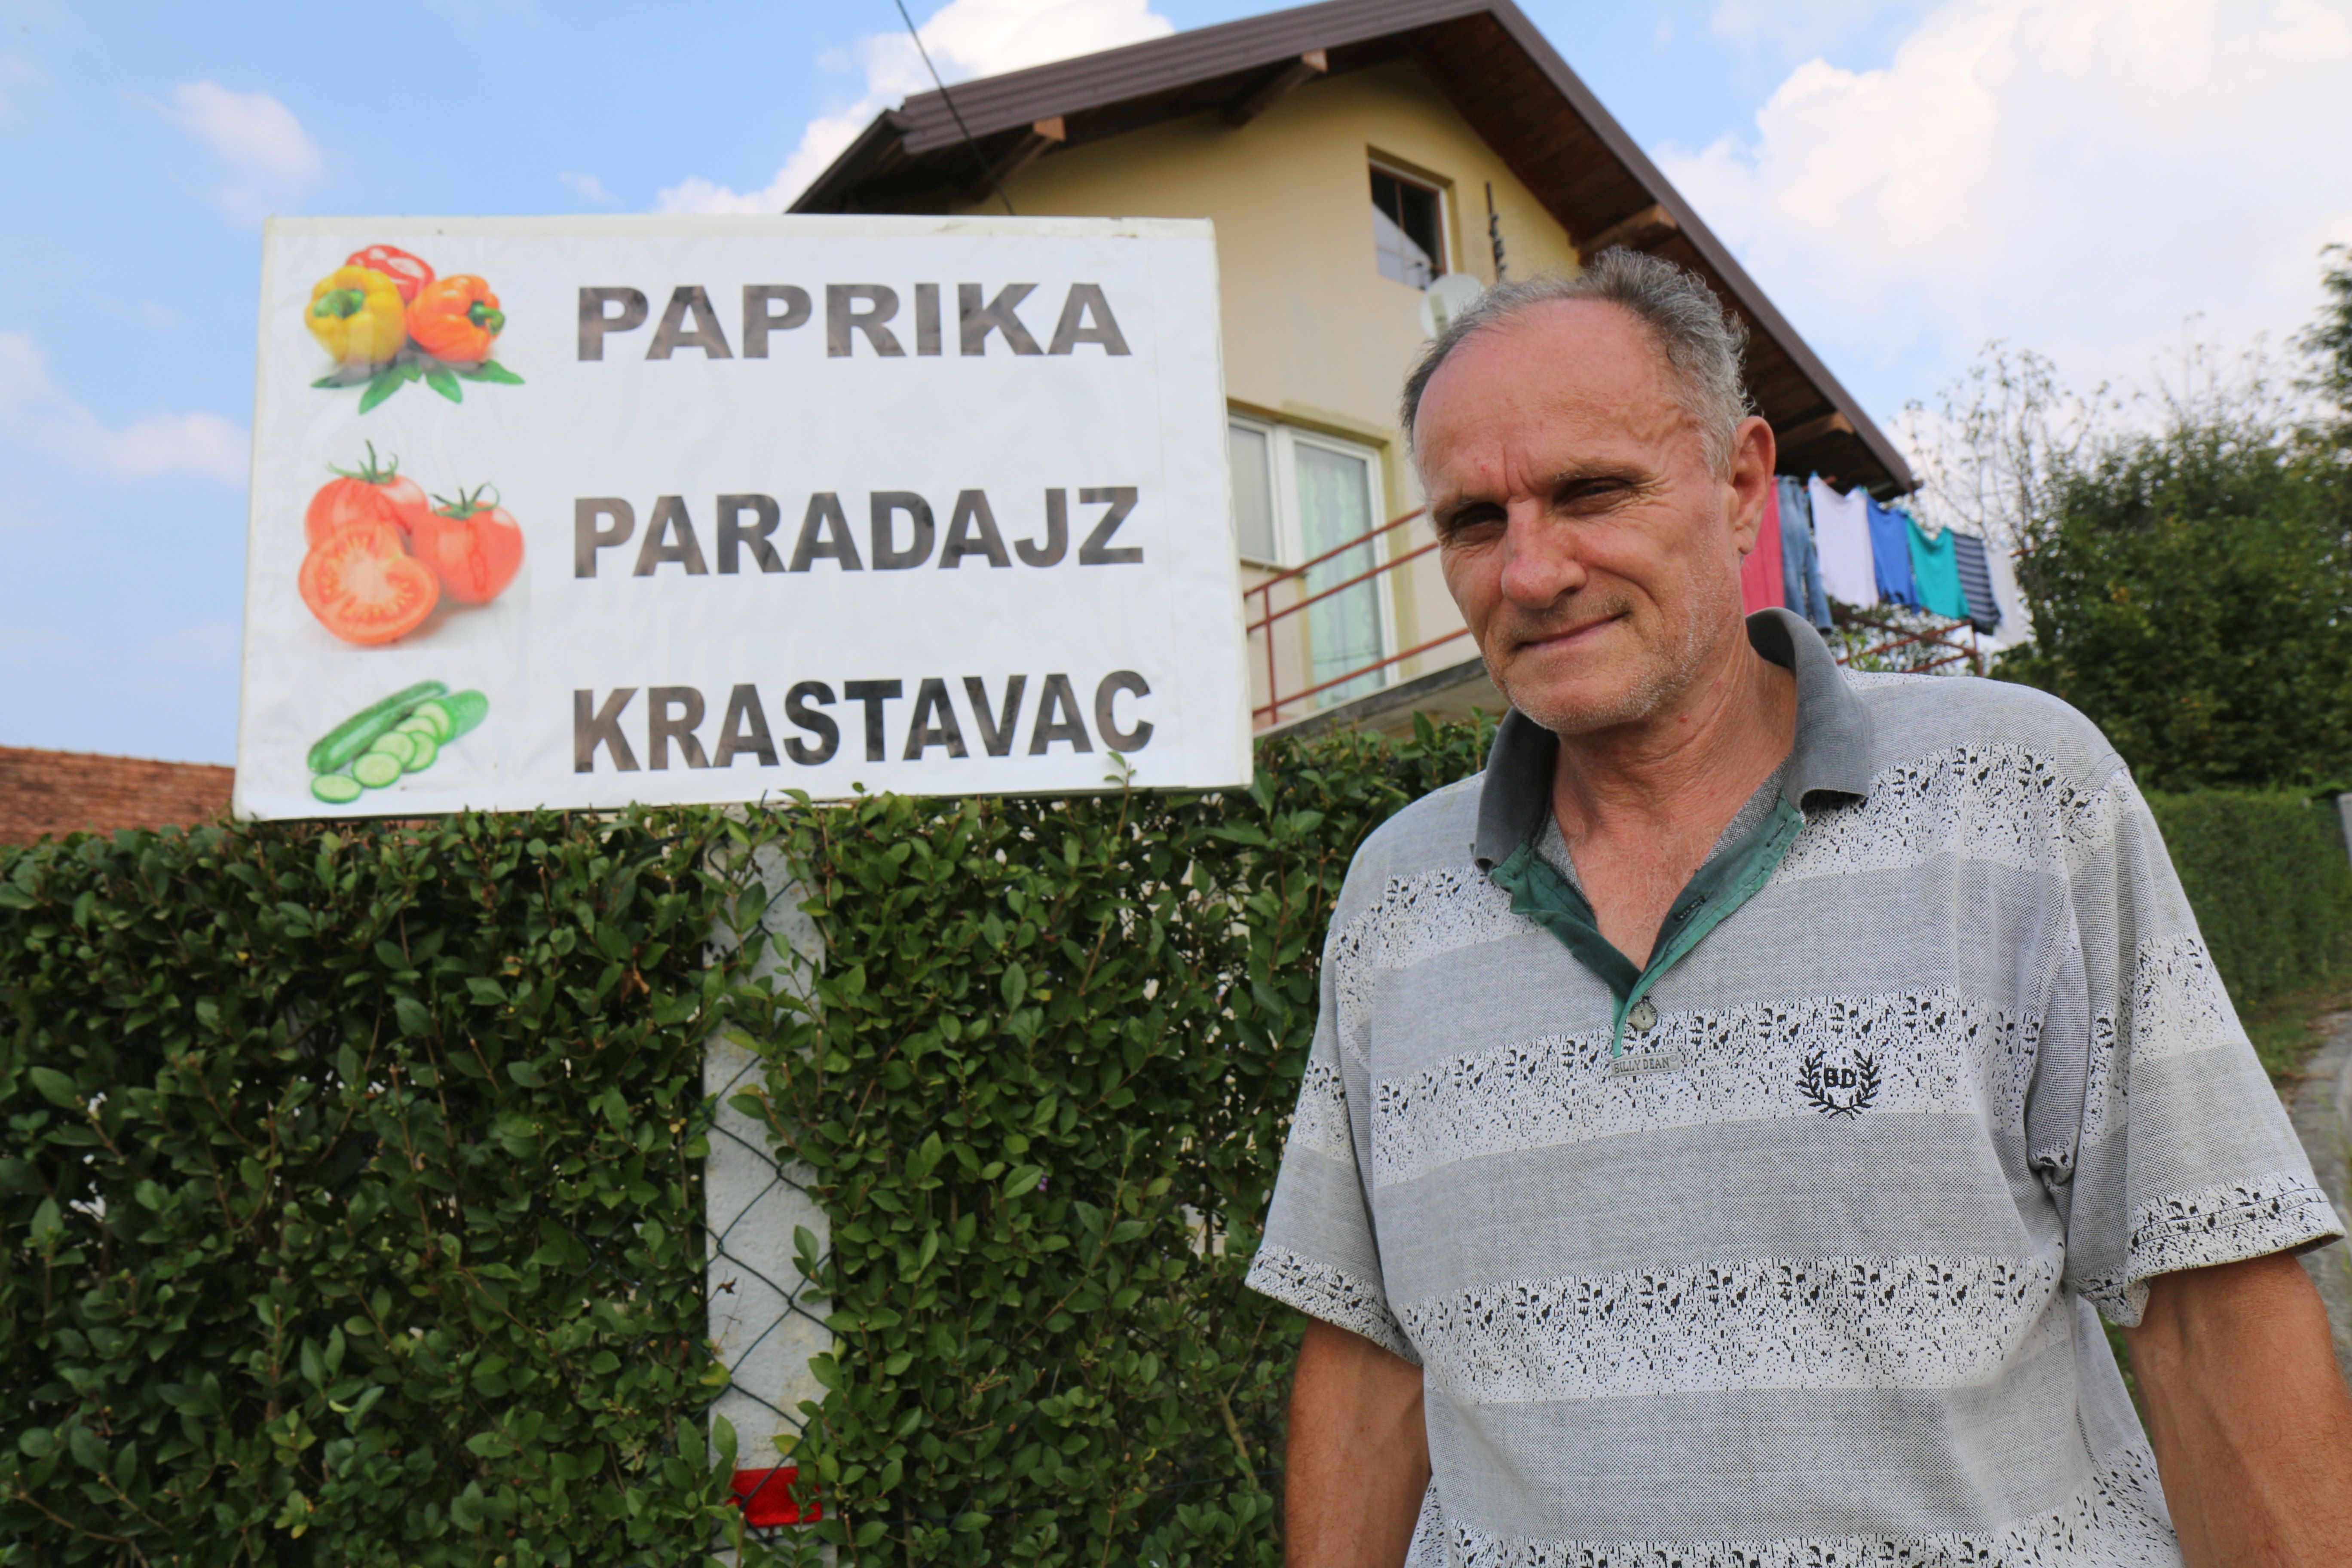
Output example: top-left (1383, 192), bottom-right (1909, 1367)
top-left (1371, 167), bottom-right (1443, 289)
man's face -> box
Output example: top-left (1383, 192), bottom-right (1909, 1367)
top-left (1417, 300), bottom-right (1767, 737)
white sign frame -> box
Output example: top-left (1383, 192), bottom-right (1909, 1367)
top-left (234, 215), bottom-right (1249, 819)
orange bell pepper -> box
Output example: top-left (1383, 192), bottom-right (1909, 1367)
top-left (407, 275), bottom-right (505, 363)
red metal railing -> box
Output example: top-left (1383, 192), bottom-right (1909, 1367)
top-left (1243, 511), bottom-right (1986, 726)
top-left (1245, 507), bottom-right (1476, 727)
top-left (1834, 610), bottom-right (1984, 675)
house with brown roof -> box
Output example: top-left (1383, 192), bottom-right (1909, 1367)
top-left (0, 747), bottom-right (234, 846)
top-left (795, 0), bottom-right (1911, 732)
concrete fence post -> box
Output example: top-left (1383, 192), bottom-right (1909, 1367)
top-left (705, 841), bottom-right (831, 1531)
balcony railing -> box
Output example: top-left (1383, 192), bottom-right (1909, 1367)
top-left (1243, 512), bottom-right (1988, 729)
top-left (1244, 507), bottom-right (1476, 729)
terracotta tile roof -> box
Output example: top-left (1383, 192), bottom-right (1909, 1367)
top-left (0, 746), bottom-right (235, 846)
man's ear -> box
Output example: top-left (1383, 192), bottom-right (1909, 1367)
top-left (1726, 416), bottom-right (1778, 554)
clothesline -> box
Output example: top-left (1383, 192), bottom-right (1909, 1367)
top-left (1746, 475), bottom-right (2006, 636)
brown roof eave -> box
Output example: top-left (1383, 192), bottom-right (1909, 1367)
top-left (785, 0), bottom-right (1913, 493)
top-left (790, 110), bottom-right (912, 215)
top-left (1475, 6), bottom-right (1913, 493)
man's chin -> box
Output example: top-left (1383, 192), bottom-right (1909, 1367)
top-left (1493, 653), bottom-right (1669, 736)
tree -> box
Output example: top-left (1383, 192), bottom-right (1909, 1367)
top-left (1994, 410), bottom-right (2352, 790)
top-left (1906, 252), bottom-right (2352, 792)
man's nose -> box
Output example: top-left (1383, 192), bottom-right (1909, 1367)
top-left (1495, 505), bottom-right (1585, 608)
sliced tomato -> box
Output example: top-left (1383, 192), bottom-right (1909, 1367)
top-left (300, 522), bottom-right (439, 645)
top-left (412, 496), bottom-right (526, 604)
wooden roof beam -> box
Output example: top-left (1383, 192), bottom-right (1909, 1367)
top-left (1774, 410), bottom-right (1855, 453)
top-left (965, 116), bottom-right (1066, 200)
top-left (1224, 49), bottom-right (1328, 126)
top-left (1576, 202), bottom-right (1678, 260)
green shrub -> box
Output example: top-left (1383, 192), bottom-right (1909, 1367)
top-left (2143, 790), bottom-right (2352, 1008)
top-left (0, 811), bottom-right (763, 1566)
top-left (13, 717), bottom-right (2336, 1567)
top-left (726, 718), bottom-right (1494, 1566)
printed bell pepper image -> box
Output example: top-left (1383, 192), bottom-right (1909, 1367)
top-left (345, 243), bottom-right (433, 304)
top-left (306, 265), bottom-right (407, 367)
top-left (306, 242), bottom-right (524, 413)
top-left (406, 276), bottom-right (505, 362)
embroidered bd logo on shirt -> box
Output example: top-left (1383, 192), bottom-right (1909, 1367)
top-left (1798, 1049), bottom-right (1880, 1117)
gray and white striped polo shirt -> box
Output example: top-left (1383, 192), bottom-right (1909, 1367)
top-left (1247, 608), bottom-right (2341, 1568)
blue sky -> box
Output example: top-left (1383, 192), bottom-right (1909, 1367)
top-left (5, 0), bottom-right (2349, 764)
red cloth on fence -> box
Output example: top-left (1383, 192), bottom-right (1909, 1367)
top-left (1740, 480), bottom-right (1786, 613)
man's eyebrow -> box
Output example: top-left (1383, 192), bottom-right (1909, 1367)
top-left (1430, 462), bottom-right (1647, 521)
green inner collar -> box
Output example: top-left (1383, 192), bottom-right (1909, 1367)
top-left (1491, 796), bottom-right (1808, 1057)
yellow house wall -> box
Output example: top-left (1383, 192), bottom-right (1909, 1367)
top-left (963, 58), bottom-right (1579, 693)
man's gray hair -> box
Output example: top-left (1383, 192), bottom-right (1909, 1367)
top-left (1401, 249), bottom-right (1755, 474)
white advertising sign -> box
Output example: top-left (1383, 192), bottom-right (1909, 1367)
top-left (233, 216), bottom-right (1246, 819)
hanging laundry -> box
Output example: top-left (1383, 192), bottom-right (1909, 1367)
top-left (1740, 476), bottom-right (1786, 613)
top-left (1809, 476), bottom-right (1875, 607)
top-left (1776, 476), bottom-right (1832, 629)
top-left (1864, 494), bottom-right (1920, 608)
top-left (1950, 532), bottom-right (2006, 634)
top-left (1905, 513), bottom-right (1969, 620)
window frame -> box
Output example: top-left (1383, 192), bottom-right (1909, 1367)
top-left (1231, 415), bottom-right (1400, 695)
top-left (1368, 158), bottom-right (1452, 291)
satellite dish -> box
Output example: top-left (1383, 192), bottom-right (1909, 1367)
top-left (1421, 271), bottom-right (1485, 339)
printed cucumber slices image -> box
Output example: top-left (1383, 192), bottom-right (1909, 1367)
top-left (308, 681), bottom-right (489, 805)
top-left (298, 446), bottom-right (524, 646)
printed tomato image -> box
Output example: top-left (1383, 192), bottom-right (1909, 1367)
top-left (300, 522), bottom-right (439, 645)
top-left (346, 244), bottom-right (433, 304)
top-left (406, 276), bottom-right (505, 363)
top-left (410, 487), bottom-right (524, 605)
top-left (304, 244), bottom-right (523, 413)
top-left (304, 443), bottom-right (433, 548)
top-left (306, 266), bottom-right (407, 367)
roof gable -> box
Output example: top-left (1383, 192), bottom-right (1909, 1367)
top-left (794, 0), bottom-right (1910, 493)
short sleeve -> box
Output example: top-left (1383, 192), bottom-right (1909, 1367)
top-left (2053, 770), bottom-right (2343, 1327)
top-left (1244, 857), bottom-right (1417, 1363)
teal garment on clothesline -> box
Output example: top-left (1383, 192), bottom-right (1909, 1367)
top-left (1905, 515), bottom-right (1970, 620)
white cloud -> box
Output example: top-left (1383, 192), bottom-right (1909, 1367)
top-left (156, 80), bottom-right (323, 222)
top-left (1663, 0), bottom-right (2352, 401)
top-left (0, 331), bottom-right (247, 484)
top-left (656, 0), bottom-right (1174, 214)
top-left (558, 169), bottom-right (621, 206)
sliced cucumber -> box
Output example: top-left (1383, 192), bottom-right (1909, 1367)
top-left (439, 690), bottom-right (490, 740)
top-left (311, 772), bottom-right (363, 805)
top-left (402, 732), bottom-right (439, 771)
top-left (410, 700), bottom-right (456, 741)
top-left (307, 679), bottom-right (448, 775)
top-left (352, 752), bottom-right (404, 789)
top-left (367, 732), bottom-right (414, 768)
top-left (395, 715), bottom-right (438, 737)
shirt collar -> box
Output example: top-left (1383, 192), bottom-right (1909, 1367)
top-left (1473, 606), bottom-right (1875, 870)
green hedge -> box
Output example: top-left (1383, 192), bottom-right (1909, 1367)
top-left (2143, 790), bottom-right (2352, 1007)
top-left (9, 724), bottom-right (2343, 1567)
top-left (1, 720), bottom-right (1494, 1567)
top-left (729, 719), bottom-right (1492, 1566)
top-left (0, 811), bottom-right (767, 1565)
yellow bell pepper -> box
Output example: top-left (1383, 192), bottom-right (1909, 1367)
top-left (306, 266), bottom-right (407, 367)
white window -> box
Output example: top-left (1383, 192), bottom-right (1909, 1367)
top-left (1371, 163), bottom-right (1447, 290)
top-left (1231, 416), bottom-right (1394, 706)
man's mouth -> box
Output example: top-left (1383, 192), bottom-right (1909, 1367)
top-left (1512, 612), bottom-right (1623, 655)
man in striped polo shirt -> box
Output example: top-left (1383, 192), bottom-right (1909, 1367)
top-left (1247, 251), bottom-right (2352, 1568)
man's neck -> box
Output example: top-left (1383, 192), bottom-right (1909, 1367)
top-left (1549, 630), bottom-right (1799, 847)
